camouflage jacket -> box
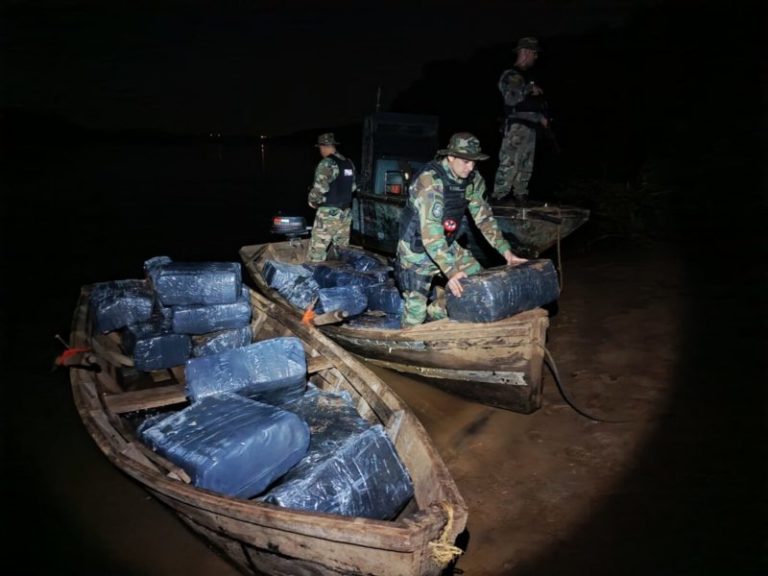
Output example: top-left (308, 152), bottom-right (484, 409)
top-left (410, 158), bottom-right (511, 278)
top-left (498, 67), bottom-right (543, 124)
top-left (308, 153), bottom-right (357, 207)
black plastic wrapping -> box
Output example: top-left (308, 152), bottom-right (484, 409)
top-left (262, 260), bottom-right (319, 310)
top-left (446, 259), bottom-right (560, 323)
top-left (260, 424), bottom-right (414, 520)
top-left (141, 393), bottom-right (310, 499)
top-left (308, 263), bottom-right (379, 289)
top-left (89, 279), bottom-right (155, 333)
top-left (171, 288), bottom-right (251, 335)
top-left (185, 336), bottom-right (307, 402)
top-left (191, 325), bottom-right (252, 357)
top-left (345, 314), bottom-right (402, 330)
top-left (330, 246), bottom-right (384, 272)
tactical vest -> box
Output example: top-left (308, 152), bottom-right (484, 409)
top-left (324, 154), bottom-right (356, 208)
top-left (503, 68), bottom-right (545, 117)
top-left (399, 161), bottom-right (471, 254)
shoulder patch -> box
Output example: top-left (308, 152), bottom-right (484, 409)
top-left (430, 198), bottom-right (444, 221)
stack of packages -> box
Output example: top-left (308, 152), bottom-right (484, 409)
top-left (88, 256), bottom-right (252, 372)
top-left (88, 259), bottom-right (413, 518)
top-left (263, 246), bottom-right (404, 330)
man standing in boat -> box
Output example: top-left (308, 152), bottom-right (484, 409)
top-left (307, 132), bottom-right (357, 262)
top-left (396, 132), bottom-right (527, 327)
top-left (492, 36), bottom-right (549, 203)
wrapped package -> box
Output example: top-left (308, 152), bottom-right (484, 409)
top-left (150, 261), bottom-right (243, 306)
top-left (122, 314), bottom-right (191, 371)
top-left (260, 424), bottom-right (414, 520)
top-left (143, 255), bottom-right (173, 286)
top-left (329, 246), bottom-right (384, 272)
top-left (262, 260), bottom-right (319, 310)
top-left (89, 279), bottom-right (155, 333)
top-left (141, 393), bottom-right (310, 499)
top-left (446, 259), bottom-right (560, 323)
top-left (316, 286), bottom-right (368, 317)
top-left (308, 263), bottom-right (379, 289)
top-left (185, 336), bottom-right (307, 402)
top-left (191, 325), bottom-right (252, 357)
top-left (365, 283), bottom-right (404, 315)
top-left (172, 288), bottom-right (251, 335)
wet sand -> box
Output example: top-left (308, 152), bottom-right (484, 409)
top-left (3, 141), bottom-right (763, 575)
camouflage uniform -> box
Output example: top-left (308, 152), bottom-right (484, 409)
top-left (307, 133), bottom-right (357, 262)
top-left (493, 37), bottom-right (544, 201)
top-left (396, 134), bottom-right (512, 327)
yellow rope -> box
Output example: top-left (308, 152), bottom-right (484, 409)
top-left (428, 502), bottom-right (464, 566)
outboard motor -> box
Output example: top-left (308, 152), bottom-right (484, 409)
top-left (271, 215), bottom-right (310, 239)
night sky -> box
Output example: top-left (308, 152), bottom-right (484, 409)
top-left (4, 0), bottom-right (664, 136)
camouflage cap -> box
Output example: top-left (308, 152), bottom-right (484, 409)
top-left (515, 37), bottom-right (539, 52)
top-left (315, 132), bottom-right (340, 146)
top-left (437, 132), bottom-right (489, 161)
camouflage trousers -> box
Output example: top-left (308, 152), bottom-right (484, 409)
top-left (307, 206), bottom-right (352, 262)
top-left (395, 240), bottom-right (482, 327)
top-left (492, 122), bottom-right (536, 200)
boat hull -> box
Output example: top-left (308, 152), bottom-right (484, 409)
top-left (240, 241), bottom-right (549, 414)
top-left (69, 284), bottom-right (467, 576)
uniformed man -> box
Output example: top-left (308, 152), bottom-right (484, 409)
top-left (396, 132), bottom-right (527, 327)
top-left (306, 132), bottom-right (357, 262)
top-left (492, 36), bottom-right (549, 202)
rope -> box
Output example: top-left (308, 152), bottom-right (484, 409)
top-left (428, 501), bottom-right (464, 566)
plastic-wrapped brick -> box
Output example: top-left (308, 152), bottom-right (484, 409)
top-left (191, 325), bottom-right (252, 358)
top-left (262, 260), bottom-right (319, 310)
top-left (365, 283), bottom-right (404, 315)
top-left (260, 424), bottom-right (414, 520)
top-left (172, 288), bottom-right (251, 335)
top-left (122, 314), bottom-right (191, 371)
top-left (308, 263), bottom-right (379, 289)
top-left (141, 393), bottom-right (310, 499)
top-left (185, 336), bottom-right (307, 402)
top-left (330, 246), bottom-right (384, 272)
top-left (89, 279), bottom-right (155, 333)
top-left (143, 255), bottom-right (173, 288)
top-left (446, 259), bottom-right (560, 323)
top-left (151, 261), bottom-right (243, 306)
top-left (316, 286), bottom-right (368, 317)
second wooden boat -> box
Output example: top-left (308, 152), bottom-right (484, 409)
top-left (240, 240), bottom-right (550, 414)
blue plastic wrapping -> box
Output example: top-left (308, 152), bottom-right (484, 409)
top-left (141, 393), bottom-right (310, 498)
top-left (151, 261), bottom-right (243, 306)
top-left (89, 279), bottom-right (155, 333)
top-left (345, 314), bottom-right (402, 330)
top-left (143, 255), bottom-right (173, 286)
top-left (308, 263), bottom-right (379, 289)
top-left (330, 246), bottom-right (384, 272)
top-left (262, 260), bottom-right (320, 310)
top-left (446, 259), bottom-right (561, 323)
top-left (274, 386), bottom-right (370, 477)
top-left (172, 288), bottom-right (251, 335)
top-left (122, 316), bottom-right (192, 371)
top-left (316, 286), bottom-right (368, 317)
top-left (260, 424), bottom-right (414, 519)
top-left (191, 325), bottom-right (252, 358)
top-left (365, 283), bottom-right (404, 315)
top-left (185, 336), bottom-right (307, 402)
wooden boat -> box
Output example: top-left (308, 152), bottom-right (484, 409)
top-left (68, 284), bottom-right (467, 576)
top-left (239, 240), bottom-right (550, 414)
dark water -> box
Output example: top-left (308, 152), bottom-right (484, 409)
top-left (3, 140), bottom-right (765, 575)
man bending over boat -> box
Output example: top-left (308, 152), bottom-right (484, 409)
top-left (307, 132), bottom-right (357, 262)
top-left (396, 132), bottom-right (527, 327)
